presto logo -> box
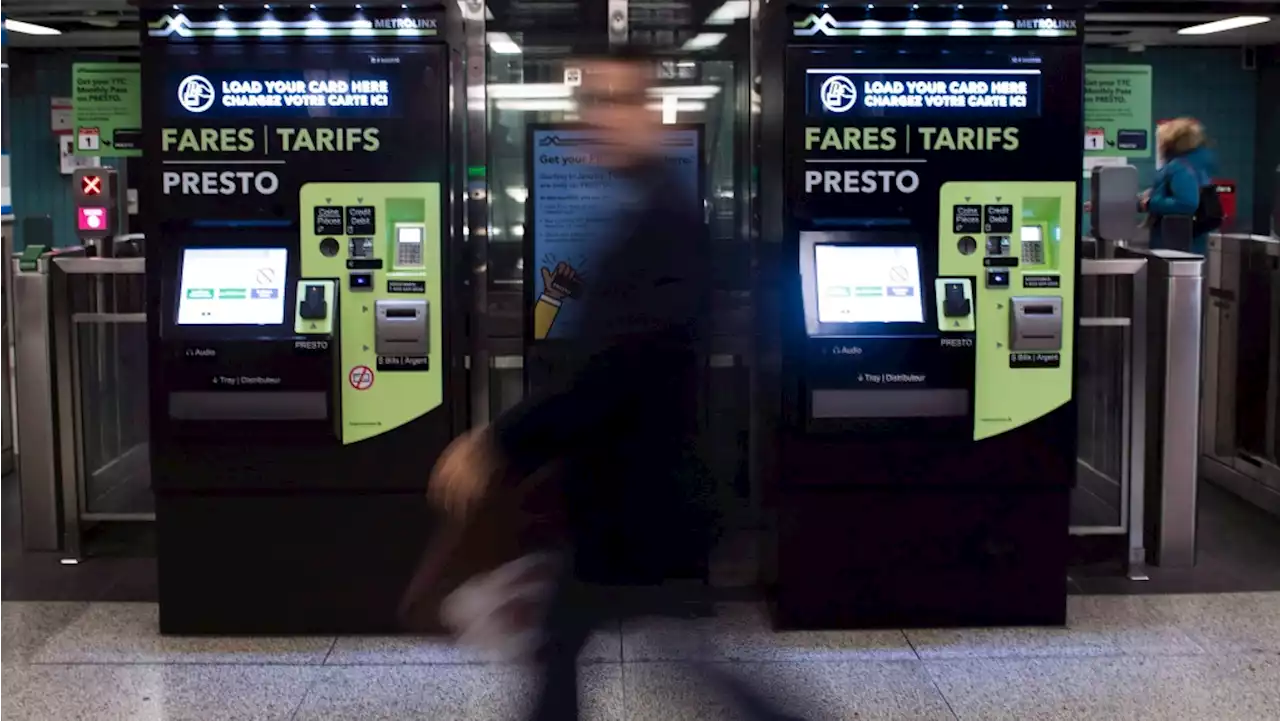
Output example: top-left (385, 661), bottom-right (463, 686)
top-left (178, 75), bottom-right (216, 113)
top-left (820, 75), bottom-right (859, 113)
top-left (805, 169), bottom-right (920, 194)
top-left (162, 170), bottom-right (279, 196)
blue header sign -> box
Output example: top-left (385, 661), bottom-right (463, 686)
top-left (527, 126), bottom-right (702, 341)
top-left (806, 69), bottom-right (1042, 120)
top-left (167, 71), bottom-right (399, 119)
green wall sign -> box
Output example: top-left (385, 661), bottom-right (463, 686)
top-left (1084, 64), bottom-right (1152, 159)
top-left (73, 63), bottom-right (142, 157)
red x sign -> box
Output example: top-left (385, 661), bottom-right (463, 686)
top-left (81, 175), bottom-right (102, 196)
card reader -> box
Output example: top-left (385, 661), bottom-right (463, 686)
top-left (942, 281), bottom-right (971, 317)
top-left (298, 283), bottom-right (328, 320)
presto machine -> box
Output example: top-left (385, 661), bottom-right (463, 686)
top-left (771, 5), bottom-right (1084, 628)
top-left (142, 4), bottom-right (464, 633)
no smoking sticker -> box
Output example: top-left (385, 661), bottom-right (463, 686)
top-left (348, 365), bottom-right (374, 390)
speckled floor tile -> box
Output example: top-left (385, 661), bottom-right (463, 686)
top-left (623, 660), bottom-right (957, 721)
top-left (926, 653), bottom-right (1280, 721)
top-left (1, 663), bottom-right (319, 721)
top-left (30, 603), bottom-right (335, 665)
top-left (2, 602), bottom-right (90, 662)
top-left (0, 665), bottom-right (37, 706)
top-left (327, 623), bottom-right (620, 664)
top-left (623, 603), bottom-right (916, 662)
top-left (1147, 592), bottom-right (1280, 654)
top-left (293, 663), bottom-right (622, 720)
top-left (905, 595), bottom-right (1204, 659)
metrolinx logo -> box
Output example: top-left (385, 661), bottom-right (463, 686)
top-left (1015, 18), bottom-right (1077, 30)
top-left (372, 17), bottom-right (437, 29)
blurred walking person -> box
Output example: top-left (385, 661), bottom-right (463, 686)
top-left (429, 47), bottom-right (805, 721)
top-left (1141, 117), bottom-right (1222, 254)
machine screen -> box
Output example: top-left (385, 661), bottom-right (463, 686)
top-left (815, 245), bottom-right (925, 324)
top-left (176, 247), bottom-right (289, 326)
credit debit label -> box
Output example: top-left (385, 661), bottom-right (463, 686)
top-left (377, 355), bottom-right (429, 372)
top-left (1009, 352), bottom-right (1060, 369)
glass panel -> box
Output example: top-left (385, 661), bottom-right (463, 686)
top-left (1234, 249), bottom-right (1275, 458)
top-left (69, 274), bottom-right (152, 515)
top-left (77, 321), bottom-right (151, 515)
top-left (481, 16), bottom-right (757, 517)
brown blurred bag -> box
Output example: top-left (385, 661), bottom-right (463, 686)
top-left (397, 463), bottom-right (566, 633)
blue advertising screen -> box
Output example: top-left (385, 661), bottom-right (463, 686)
top-left (167, 70), bottom-right (400, 118)
top-left (528, 126), bottom-right (701, 341)
top-left (806, 68), bottom-right (1042, 120)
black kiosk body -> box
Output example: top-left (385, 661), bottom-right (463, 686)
top-left (142, 3), bottom-right (465, 633)
top-left (767, 5), bottom-right (1083, 628)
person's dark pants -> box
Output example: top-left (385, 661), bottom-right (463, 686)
top-left (527, 563), bottom-right (802, 721)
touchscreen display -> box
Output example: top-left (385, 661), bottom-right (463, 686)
top-left (814, 245), bottom-right (925, 324)
top-left (177, 248), bottom-right (289, 326)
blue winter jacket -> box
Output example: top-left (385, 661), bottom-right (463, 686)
top-left (1147, 146), bottom-right (1217, 255)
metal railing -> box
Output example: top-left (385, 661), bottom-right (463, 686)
top-left (1119, 247), bottom-right (1204, 568)
top-left (11, 247), bottom-right (150, 559)
top-left (4, 234), bottom-right (1217, 574)
top-left (1071, 253), bottom-right (1149, 577)
top-left (1202, 233), bottom-right (1280, 517)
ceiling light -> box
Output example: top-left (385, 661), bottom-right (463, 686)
top-left (3, 19), bottom-right (62, 35)
top-left (495, 99), bottom-right (575, 112)
top-left (683, 32), bottom-right (726, 51)
top-left (706, 0), bottom-right (750, 25)
top-left (1177, 16), bottom-right (1270, 35)
top-left (647, 85), bottom-right (721, 99)
top-left (487, 32), bottom-right (522, 54)
top-left (484, 83), bottom-right (571, 99)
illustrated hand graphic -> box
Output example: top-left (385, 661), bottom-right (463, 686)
top-left (540, 262), bottom-right (581, 301)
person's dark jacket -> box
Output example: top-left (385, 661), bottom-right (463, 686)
top-left (491, 156), bottom-right (714, 586)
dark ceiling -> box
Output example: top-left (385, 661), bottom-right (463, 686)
top-left (2, 1), bottom-right (1279, 48)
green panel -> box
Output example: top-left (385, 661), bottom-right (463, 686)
top-left (71, 63), bottom-right (142, 158)
top-left (937, 181), bottom-right (1076, 441)
top-left (1083, 64), bottom-right (1152, 161)
top-left (299, 182), bottom-right (443, 445)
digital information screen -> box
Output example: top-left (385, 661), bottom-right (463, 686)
top-left (815, 245), bottom-right (925, 324)
top-left (177, 248), bottom-right (289, 326)
top-left (807, 68), bottom-right (1043, 120)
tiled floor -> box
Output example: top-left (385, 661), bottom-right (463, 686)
top-left (3, 594), bottom-right (1279, 721)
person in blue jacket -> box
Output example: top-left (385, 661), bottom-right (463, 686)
top-left (1141, 117), bottom-right (1217, 254)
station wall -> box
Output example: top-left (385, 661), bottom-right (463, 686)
top-left (6, 51), bottom-right (125, 251)
top-left (1084, 46), bottom-right (1265, 234)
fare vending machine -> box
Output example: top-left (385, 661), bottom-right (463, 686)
top-left (769, 5), bottom-right (1083, 628)
top-left (141, 5), bottom-right (465, 633)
